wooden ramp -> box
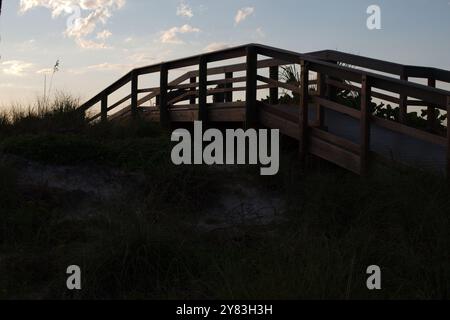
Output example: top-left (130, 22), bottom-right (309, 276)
top-left (78, 44), bottom-right (450, 177)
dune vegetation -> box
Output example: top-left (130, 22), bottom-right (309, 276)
top-left (0, 94), bottom-right (448, 299)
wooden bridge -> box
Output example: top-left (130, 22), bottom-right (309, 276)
top-left (79, 44), bottom-right (450, 176)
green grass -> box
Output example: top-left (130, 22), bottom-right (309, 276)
top-left (0, 96), bottom-right (449, 299)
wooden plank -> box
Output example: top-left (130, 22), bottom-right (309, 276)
top-left (317, 73), bottom-right (326, 127)
top-left (257, 75), bottom-right (300, 93)
top-left (245, 46), bottom-right (258, 128)
top-left (370, 116), bottom-right (447, 146)
top-left (360, 75), bottom-right (371, 176)
top-left (310, 127), bottom-right (360, 155)
top-left (259, 109), bottom-right (299, 139)
top-left (299, 60), bottom-right (310, 162)
top-left (198, 56), bottom-right (208, 122)
top-left (309, 136), bottom-right (361, 175)
top-left (311, 96), bottom-right (361, 119)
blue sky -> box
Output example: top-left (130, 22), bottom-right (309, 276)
top-left (0, 0), bottom-right (449, 106)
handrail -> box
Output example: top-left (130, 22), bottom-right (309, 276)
top-left (80, 43), bottom-right (450, 113)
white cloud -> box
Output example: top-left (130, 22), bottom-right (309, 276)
top-left (97, 29), bottom-right (112, 40)
top-left (19, 0), bottom-right (125, 49)
top-left (235, 7), bottom-right (254, 25)
top-left (176, 1), bottom-right (193, 18)
top-left (1, 60), bottom-right (34, 77)
top-left (204, 42), bottom-right (231, 53)
top-left (160, 24), bottom-right (200, 44)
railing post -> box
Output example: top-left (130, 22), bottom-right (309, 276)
top-left (189, 76), bottom-right (197, 105)
top-left (198, 55), bottom-right (208, 122)
top-left (317, 73), bottom-right (327, 128)
top-left (225, 72), bottom-right (233, 103)
top-left (399, 68), bottom-right (408, 124)
top-left (245, 45), bottom-right (258, 128)
top-left (360, 75), bottom-right (372, 176)
top-left (427, 77), bottom-right (437, 132)
top-left (131, 71), bottom-right (138, 119)
top-left (269, 65), bottom-right (279, 105)
top-left (299, 60), bottom-right (310, 163)
top-left (447, 97), bottom-right (450, 179)
top-left (101, 95), bottom-right (108, 123)
top-left (159, 64), bottom-right (169, 126)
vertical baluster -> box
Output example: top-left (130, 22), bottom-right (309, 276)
top-left (225, 72), bottom-right (233, 103)
top-left (427, 77), bottom-right (437, 132)
top-left (198, 56), bottom-right (208, 122)
top-left (160, 64), bottom-right (169, 126)
top-left (399, 68), bottom-right (408, 124)
top-left (269, 65), bottom-right (279, 105)
top-left (360, 75), bottom-right (372, 176)
top-left (299, 60), bottom-right (309, 163)
top-left (245, 45), bottom-right (258, 128)
top-left (101, 95), bottom-right (108, 123)
top-left (317, 73), bottom-right (327, 128)
top-left (131, 71), bottom-right (138, 119)
top-left (447, 97), bottom-right (450, 179)
top-left (190, 76), bottom-right (197, 105)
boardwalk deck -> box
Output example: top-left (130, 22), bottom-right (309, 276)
top-left (79, 44), bottom-right (450, 177)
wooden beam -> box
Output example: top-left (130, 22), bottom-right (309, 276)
top-left (360, 75), bottom-right (372, 176)
top-left (399, 69), bottom-right (408, 124)
top-left (447, 97), bottom-right (450, 179)
top-left (427, 77), bottom-right (437, 132)
top-left (269, 65), bottom-right (279, 105)
top-left (225, 72), bottom-right (233, 102)
top-left (131, 71), bottom-right (138, 119)
top-left (198, 55), bottom-right (208, 122)
top-left (190, 77), bottom-right (196, 105)
top-left (160, 64), bottom-right (169, 126)
top-left (245, 46), bottom-right (258, 128)
top-left (299, 60), bottom-right (310, 162)
top-left (101, 95), bottom-right (108, 123)
top-left (317, 73), bottom-right (327, 127)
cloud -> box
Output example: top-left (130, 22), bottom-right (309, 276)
top-left (176, 1), bottom-right (193, 18)
top-left (97, 29), bottom-right (112, 40)
top-left (19, 0), bottom-right (125, 49)
top-left (204, 42), bottom-right (231, 53)
top-left (160, 24), bottom-right (200, 44)
top-left (1, 60), bottom-right (34, 77)
top-left (235, 7), bottom-right (254, 25)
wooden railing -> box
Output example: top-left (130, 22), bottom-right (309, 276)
top-left (79, 43), bottom-right (450, 176)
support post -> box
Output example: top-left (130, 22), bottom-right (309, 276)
top-left (159, 64), bottom-right (169, 126)
top-left (190, 76), bottom-right (197, 105)
top-left (360, 75), bottom-right (372, 176)
top-left (317, 73), bottom-right (327, 128)
top-left (427, 77), bottom-right (437, 132)
top-left (245, 45), bottom-right (258, 128)
top-left (299, 60), bottom-right (309, 163)
top-left (101, 95), bottom-right (108, 123)
top-left (447, 97), bottom-right (450, 179)
top-left (225, 72), bottom-right (233, 103)
top-left (198, 56), bottom-right (208, 122)
top-left (131, 71), bottom-right (138, 119)
top-left (269, 65), bottom-right (279, 105)
top-left (399, 69), bottom-right (408, 124)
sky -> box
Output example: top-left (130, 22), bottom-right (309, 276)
top-left (0, 0), bottom-right (449, 107)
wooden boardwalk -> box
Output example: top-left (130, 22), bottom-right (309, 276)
top-left (79, 44), bottom-right (450, 176)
